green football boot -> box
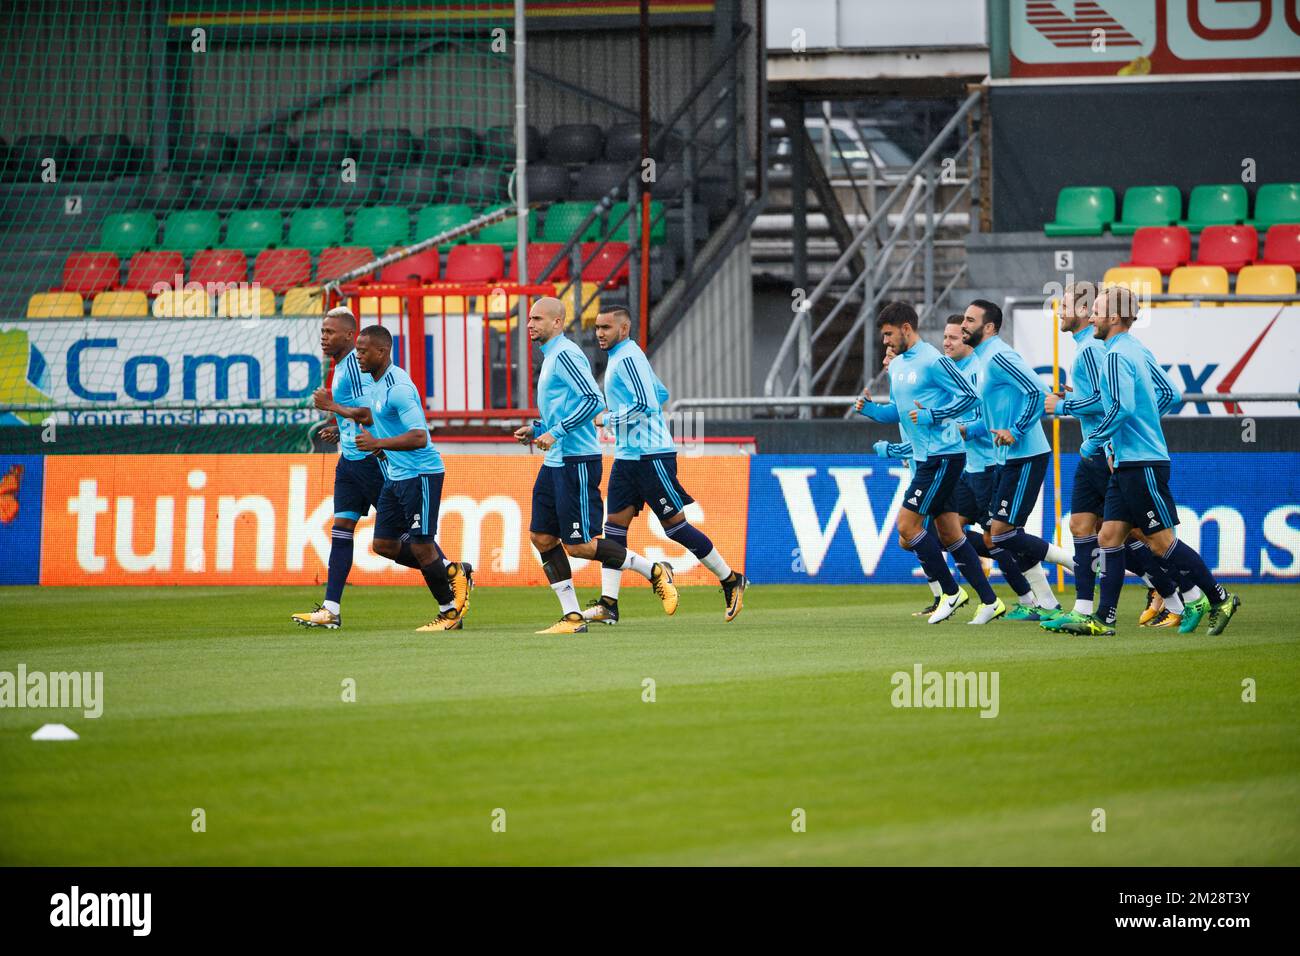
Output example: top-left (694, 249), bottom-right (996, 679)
top-left (1040, 609), bottom-right (1088, 632)
top-left (1205, 593), bottom-right (1241, 636)
top-left (1055, 614), bottom-right (1116, 637)
top-left (1003, 604), bottom-right (1043, 622)
top-left (1178, 595), bottom-right (1211, 634)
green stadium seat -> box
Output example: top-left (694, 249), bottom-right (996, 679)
top-left (471, 205), bottom-right (530, 248)
top-left (161, 210), bottom-right (221, 256)
top-left (415, 204), bottom-right (473, 250)
top-left (1248, 182), bottom-right (1300, 228)
top-left (605, 200), bottom-right (666, 245)
top-left (287, 207), bottom-right (346, 254)
top-left (353, 206), bottom-right (411, 254)
top-left (1111, 185), bottom-right (1180, 236)
top-left (1180, 184), bottom-right (1247, 231)
top-left (96, 212), bottom-right (157, 257)
top-left (225, 209), bottom-right (283, 256)
top-left (1043, 187), bottom-right (1114, 236)
top-left (542, 201), bottom-right (600, 243)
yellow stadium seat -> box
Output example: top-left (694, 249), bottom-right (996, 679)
top-left (1235, 264), bottom-right (1297, 305)
top-left (1161, 265), bottom-right (1228, 308)
top-left (422, 295), bottom-right (471, 316)
top-left (91, 290), bottom-right (150, 318)
top-left (358, 295), bottom-right (405, 317)
top-left (152, 287), bottom-right (212, 318)
top-left (26, 292), bottom-right (84, 318)
top-left (1101, 266), bottom-right (1162, 300)
top-left (281, 286), bottom-right (324, 315)
top-left (217, 285), bottom-right (275, 319)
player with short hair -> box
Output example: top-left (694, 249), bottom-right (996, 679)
top-left (958, 298), bottom-right (1074, 619)
top-left (320, 323), bottom-right (472, 632)
top-left (513, 297), bottom-right (677, 635)
top-left (584, 307), bottom-right (747, 624)
top-left (856, 301), bottom-right (1006, 624)
top-left (1056, 287), bottom-right (1239, 636)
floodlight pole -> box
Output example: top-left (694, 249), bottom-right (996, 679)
top-left (514, 0), bottom-right (531, 409)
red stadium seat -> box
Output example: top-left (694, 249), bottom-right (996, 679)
top-left (61, 251), bottom-right (119, 296)
top-left (508, 242), bottom-right (570, 282)
top-left (444, 244), bottom-right (504, 283)
top-left (189, 249), bottom-right (248, 286)
top-left (124, 251), bottom-right (185, 294)
top-left (1121, 226), bottom-right (1191, 274)
top-left (580, 242), bottom-right (630, 288)
top-left (317, 246), bottom-right (375, 283)
top-left (1193, 225), bottom-right (1257, 274)
top-left (378, 247), bottom-right (440, 284)
top-left (1260, 224), bottom-right (1300, 271)
top-left (253, 248), bottom-right (312, 294)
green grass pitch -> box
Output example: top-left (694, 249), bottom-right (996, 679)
top-left (1, 584), bottom-right (1296, 866)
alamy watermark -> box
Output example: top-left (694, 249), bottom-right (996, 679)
top-left (890, 663), bottom-right (999, 719)
top-left (0, 664), bottom-right (103, 718)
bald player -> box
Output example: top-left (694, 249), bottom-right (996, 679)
top-left (513, 297), bottom-right (678, 634)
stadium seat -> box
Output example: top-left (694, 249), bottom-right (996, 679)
top-left (161, 210), bottom-right (221, 256)
top-left (231, 130), bottom-right (295, 171)
top-left (359, 128), bottom-right (418, 170)
top-left (315, 171), bottom-right (378, 211)
top-left (26, 292), bottom-right (84, 318)
top-left (415, 204), bottom-right (474, 249)
top-left (574, 162), bottom-right (630, 201)
top-left (7, 134), bottom-right (71, 181)
top-left (297, 129), bottom-right (355, 169)
top-left (189, 249), bottom-right (248, 286)
top-left (68, 134), bottom-right (139, 180)
top-left (61, 252), bottom-right (120, 296)
top-left (96, 212), bottom-right (157, 257)
top-left (317, 246), bottom-right (375, 283)
top-left (526, 163), bottom-right (573, 203)
top-left (1180, 184), bottom-right (1247, 231)
top-left (382, 166), bottom-right (446, 206)
top-left (445, 244), bottom-right (504, 283)
top-left (135, 171), bottom-right (194, 211)
top-left (542, 202), bottom-right (600, 243)
top-left (480, 124), bottom-right (543, 164)
top-left (216, 285), bottom-right (275, 319)
top-left (170, 132), bottom-right (232, 173)
top-left (287, 207), bottom-right (345, 254)
top-left (357, 295), bottom-right (405, 317)
top-left (1101, 266), bottom-right (1162, 299)
top-left (91, 291), bottom-right (150, 318)
top-left (1122, 226), bottom-right (1191, 274)
top-left (1111, 185), bottom-right (1181, 236)
top-left (1193, 225), bottom-right (1258, 273)
top-left (1043, 186), bottom-right (1115, 236)
top-left (281, 286), bottom-right (324, 315)
top-left (580, 242), bottom-right (631, 288)
top-left (423, 126), bottom-right (480, 167)
top-left (473, 205), bottom-right (529, 248)
top-left (1161, 265), bottom-right (1228, 307)
top-left (195, 171), bottom-right (257, 209)
top-left (378, 247), bottom-right (439, 285)
top-left (1248, 182), bottom-right (1300, 228)
top-left (259, 171), bottom-right (321, 208)
top-left (447, 166), bottom-right (509, 205)
top-left (153, 287), bottom-right (212, 318)
top-left (423, 294), bottom-right (471, 315)
top-left (508, 242), bottom-right (569, 282)
top-left (1260, 224), bottom-right (1300, 270)
top-left (649, 164), bottom-right (685, 199)
top-left (606, 200), bottom-right (667, 245)
top-left (254, 248), bottom-right (312, 293)
top-left (545, 124), bottom-right (603, 165)
top-left (124, 251), bottom-right (185, 293)
top-left (557, 281), bottom-right (602, 328)
top-left (1235, 264), bottom-right (1297, 304)
top-left (603, 122), bottom-right (678, 162)
top-left (225, 209), bottom-right (284, 256)
top-left (353, 206), bottom-right (411, 254)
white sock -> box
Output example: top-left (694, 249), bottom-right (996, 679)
top-left (1163, 591), bottom-right (1184, 614)
top-left (1018, 593), bottom-right (1034, 606)
top-left (1074, 598), bottom-right (1094, 615)
top-left (1023, 563), bottom-right (1060, 609)
top-left (443, 557), bottom-right (453, 568)
top-left (323, 600), bottom-right (340, 615)
top-left (701, 548), bottom-right (732, 581)
top-left (928, 579), bottom-right (943, 597)
top-left (1045, 543), bottom-right (1074, 568)
top-left (439, 602), bottom-right (454, 613)
top-left (601, 566), bottom-right (623, 601)
top-left (550, 579), bottom-right (580, 615)
top-left (1141, 574), bottom-right (1155, 588)
top-left (1184, 586), bottom-right (1203, 602)
top-left (622, 550), bottom-right (654, 579)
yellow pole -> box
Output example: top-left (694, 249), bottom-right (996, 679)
top-left (1051, 298), bottom-right (1064, 592)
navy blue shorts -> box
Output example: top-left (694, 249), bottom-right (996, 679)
top-left (1104, 463), bottom-right (1179, 532)
top-left (530, 456), bottom-right (604, 543)
top-left (334, 454), bottom-right (385, 520)
top-left (953, 468), bottom-right (996, 525)
top-left (1071, 452), bottom-right (1111, 518)
top-left (902, 453), bottom-right (964, 517)
top-left (375, 472), bottom-right (444, 541)
top-left (607, 453), bottom-right (696, 520)
top-left (989, 452), bottom-right (1049, 527)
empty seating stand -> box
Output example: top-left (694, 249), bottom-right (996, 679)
top-left (1161, 265), bottom-right (1228, 307)
top-left (1044, 186), bottom-right (1115, 236)
top-left (1180, 184), bottom-right (1247, 231)
top-left (1121, 226), bottom-right (1191, 274)
top-left (1261, 224), bottom-right (1300, 270)
top-left (1111, 185), bottom-right (1180, 236)
top-left (1193, 225), bottom-right (1257, 273)
top-left (1249, 183), bottom-right (1300, 228)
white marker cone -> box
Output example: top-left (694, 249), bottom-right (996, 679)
top-left (31, 723), bottom-right (78, 741)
